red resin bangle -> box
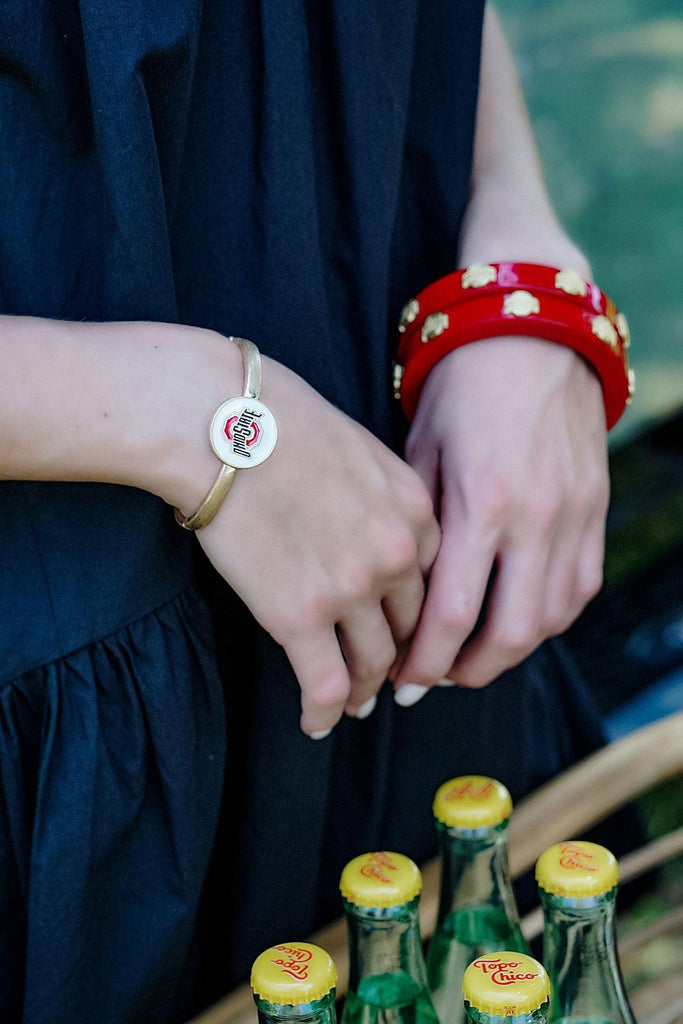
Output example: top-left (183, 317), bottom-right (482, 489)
top-left (395, 264), bottom-right (614, 323)
top-left (398, 262), bottom-right (616, 338)
top-left (397, 290), bottom-right (633, 428)
top-left (394, 263), bottom-right (634, 428)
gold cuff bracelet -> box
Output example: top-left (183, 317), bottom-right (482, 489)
top-left (174, 337), bottom-right (278, 531)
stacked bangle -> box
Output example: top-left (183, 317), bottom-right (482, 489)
top-left (394, 262), bottom-right (634, 428)
top-left (174, 336), bottom-right (278, 531)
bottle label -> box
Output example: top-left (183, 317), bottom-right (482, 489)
top-left (270, 945), bottom-right (313, 981)
top-left (472, 957), bottom-right (538, 986)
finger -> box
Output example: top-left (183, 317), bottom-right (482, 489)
top-left (404, 426), bottom-right (440, 501)
top-left (387, 472), bottom-right (441, 576)
top-left (447, 542), bottom-right (549, 688)
top-left (374, 451), bottom-right (441, 575)
top-left (338, 605), bottom-right (397, 717)
top-left (393, 521), bottom-right (497, 692)
top-left (388, 639), bottom-right (410, 682)
top-left (285, 630), bottom-right (351, 738)
top-left (416, 516), bottom-right (442, 576)
top-left (382, 566), bottom-right (425, 644)
top-left (573, 510), bottom-right (605, 611)
top-left (542, 506), bottom-right (604, 638)
top-left (540, 538), bottom-right (580, 638)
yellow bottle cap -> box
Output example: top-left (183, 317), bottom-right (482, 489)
top-left (535, 841), bottom-right (619, 898)
top-left (433, 776), bottom-right (512, 829)
top-left (463, 952), bottom-right (550, 1016)
top-left (340, 851), bottom-right (422, 908)
top-left (251, 943), bottom-right (337, 1005)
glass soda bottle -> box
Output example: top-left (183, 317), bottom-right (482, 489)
top-left (340, 850), bottom-right (440, 1024)
top-left (535, 840), bottom-right (637, 1024)
top-left (426, 776), bottom-right (530, 1024)
top-left (462, 951), bottom-right (551, 1024)
top-left (251, 941), bottom-right (338, 1024)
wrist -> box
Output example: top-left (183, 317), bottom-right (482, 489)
top-left (0, 316), bottom-right (246, 506)
top-left (127, 324), bottom-right (245, 512)
top-left (173, 338), bottom-right (278, 531)
top-left (395, 261), bottom-right (632, 428)
top-left (423, 333), bottom-right (603, 407)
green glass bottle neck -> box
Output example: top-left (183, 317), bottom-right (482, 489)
top-left (255, 990), bottom-right (337, 1024)
top-left (540, 889), bottom-right (636, 1024)
top-left (435, 821), bottom-right (520, 925)
top-left (464, 1002), bottom-right (549, 1024)
top-left (344, 897), bottom-right (429, 993)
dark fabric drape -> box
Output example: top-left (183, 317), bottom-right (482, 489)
top-left (0, 4), bottom-right (633, 1023)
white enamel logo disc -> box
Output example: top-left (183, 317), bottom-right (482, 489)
top-left (209, 397), bottom-right (278, 469)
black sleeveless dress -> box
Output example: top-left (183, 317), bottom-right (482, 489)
top-left (0, 3), bottom-right (612, 1022)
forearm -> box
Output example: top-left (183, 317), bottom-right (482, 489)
top-left (397, 6), bottom-right (610, 693)
top-left (0, 316), bottom-right (242, 510)
top-left (459, 5), bottom-right (590, 276)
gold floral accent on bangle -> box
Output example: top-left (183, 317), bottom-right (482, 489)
top-left (392, 362), bottom-right (404, 399)
top-left (503, 290), bottom-right (540, 317)
top-left (591, 315), bottom-right (619, 350)
top-left (555, 269), bottom-right (587, 297)
top-left (462, 263), bottom-right (497, 288)
top-left (616, 312), bottom-right (631, 348)
top-left (399, 298), bottom-right (420, 333)
top-left (422, 311), bottom-right (450, 342)
top-left (627, 368), bottom-right (636, 402)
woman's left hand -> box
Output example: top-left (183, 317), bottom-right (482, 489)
top-left (392, 334), bottom-right (609, 696)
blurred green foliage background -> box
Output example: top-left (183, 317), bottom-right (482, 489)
top-left (495, 6), bottom-right (683, 1004)
top-left (497, 0), bottom-right (683, 446)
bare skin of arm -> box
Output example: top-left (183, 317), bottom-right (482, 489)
top-left (1, 5), bottom-right (607, 734)
top-left (393, 4), bottom-right (608, 698)
top-left (0, 316), bottom-right (439, 736)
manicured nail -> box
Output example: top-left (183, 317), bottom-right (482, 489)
top-left (394, 684), bottom-right (429, 707)
top-left (309, 728), bottom-right (332, 741)
top-left (354, 695), bottom-right (377, 720)
top-left (436, 678), bottom-right (456, 687)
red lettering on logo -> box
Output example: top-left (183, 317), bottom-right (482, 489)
top-left (472, 958), bottom-right (538, 987)
top-left (360, 852), bottom-right (399, 885)
top-left (444, 779), bottom-right (494, 802)
top-left (225, 414), bottom-right (261, 447)
top-left (270, 946), bottom-right (313, 981)
top-left (557, 842), bottom-right (597, 872)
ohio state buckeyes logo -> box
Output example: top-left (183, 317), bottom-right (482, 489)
top-left (210, 396), bottom-right (277, 469)
top-left (224, 408), bottom-right (263, 457)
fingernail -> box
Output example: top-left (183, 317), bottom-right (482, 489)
top-left (353, 695), bottom-right (377, 720)
top-left (394, 684), bottom-right (429, 707)
top-left (309, 728), bottom-right (332, 741)
top-left (436, 678), bottom-right (456, 687)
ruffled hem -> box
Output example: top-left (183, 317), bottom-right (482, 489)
top-left (0, 586), bottom-right (226, 1024)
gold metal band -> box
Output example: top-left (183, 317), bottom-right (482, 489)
top-left (173, 463), bottom-right (237, 531)
top-left (174, 337), bottom-right (263, 532)
top-left (238, 336), bottom-right (262, 400)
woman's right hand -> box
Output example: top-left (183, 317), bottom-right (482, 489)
top-left (0, 317), bottom-right (439, 738)
top-left (191, 356), bottom-right (441, 738)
